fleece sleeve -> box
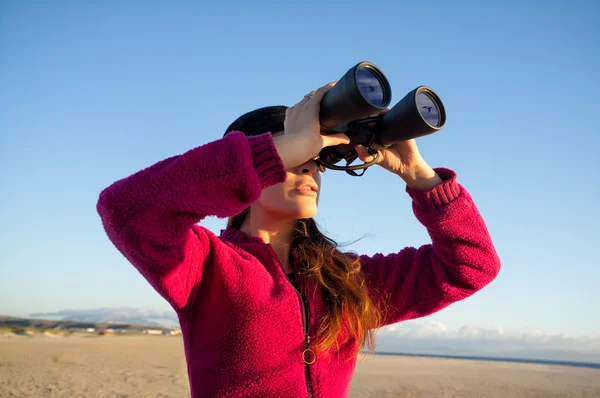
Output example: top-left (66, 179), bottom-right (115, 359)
top-left (358, 168), bottom-right (501, 326)
top-left (96, 132), bottom-right (287, 314)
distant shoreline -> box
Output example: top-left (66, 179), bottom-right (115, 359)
top-left (371, 351), bottom-right (600, 370)
top-left (3, 317), bottom-right (599, 372)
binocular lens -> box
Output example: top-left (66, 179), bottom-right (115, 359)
top-left (356, 67), bottom-right (385, 106)
top-left (417, 91), bottom-right (441, 127)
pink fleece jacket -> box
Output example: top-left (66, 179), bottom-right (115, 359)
top-left (96, 131), bottom-right (500, 398)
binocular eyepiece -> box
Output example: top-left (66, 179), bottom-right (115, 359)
top-left (315, 61), bottom-right (446, 176)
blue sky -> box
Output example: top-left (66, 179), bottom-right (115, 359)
top-left (1, 1), bottom-right (598, 339)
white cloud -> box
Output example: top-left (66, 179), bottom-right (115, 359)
top-left (374, 320), bottom-right (600, 363)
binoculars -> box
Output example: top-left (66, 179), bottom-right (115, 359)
top-left (315, 61), bottom-right (446, 176)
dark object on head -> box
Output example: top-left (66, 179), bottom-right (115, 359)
top-left (223, 106), bottom-right (288, 138)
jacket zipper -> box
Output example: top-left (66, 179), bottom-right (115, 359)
top-left (266, 245), bottom-right (315, 397)
top-left (294, 284), bottom-right (315, 398)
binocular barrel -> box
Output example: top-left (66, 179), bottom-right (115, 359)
top-left (376, 86), bottom-right (446, 146)
top-left (319, 62), bottom-right (392, 129)
top-left (319, 61), bottom-right (446, 147)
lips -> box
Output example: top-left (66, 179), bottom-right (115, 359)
top-left (296, 181), bottom-right (318, 193)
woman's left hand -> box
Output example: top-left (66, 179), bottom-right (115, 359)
top-left (355, 138), bottom-right (423, 177)
top-left (354, 109), bottom-right (443, 190)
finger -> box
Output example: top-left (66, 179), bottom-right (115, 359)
top-left (298, 90), bottom-right (316, 105)
top-left (355, 145), bottom-right (378, 163)
top-left (283, 107), bottom-right (293, 125)
top-left (311, 81), bottom-right (338, 104)
top-left (355, 145), bottom-right (369, 162)
top-left (322, 133), bottom-right (350, 147)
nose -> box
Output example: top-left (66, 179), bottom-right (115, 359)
top-left (297, 159), bottom-right (320, 176)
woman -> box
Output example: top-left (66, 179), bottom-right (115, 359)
top-left (97, 81), bottom-right (500, 397)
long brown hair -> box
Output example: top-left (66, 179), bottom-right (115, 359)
top-left (227, 208), bottom-right (388, 359)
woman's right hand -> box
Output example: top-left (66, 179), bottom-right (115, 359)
top-left (272, 81), bottom-right (351, 169)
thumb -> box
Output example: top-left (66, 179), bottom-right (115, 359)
top-left (355, 144), bottom-right (379, 163)
top-left (322, 133), bottom-right (351, 148)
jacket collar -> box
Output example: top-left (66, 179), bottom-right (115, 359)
top-left (219, 225), bottom-right (301, 272)
top-left (219, 225), bottom-right (266, 244)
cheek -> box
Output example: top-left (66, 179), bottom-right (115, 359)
top-left (258, 184), bottom-right (290, 206)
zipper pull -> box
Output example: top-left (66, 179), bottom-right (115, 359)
top-left (302, 336), bottom-right (316, 365)
top-left (303, 348), bottom-right (316, 365)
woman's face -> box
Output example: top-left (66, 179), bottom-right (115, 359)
top-left (255, 158), bottom-right (322, 220)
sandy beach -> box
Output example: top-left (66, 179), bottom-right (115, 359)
top-left (1, 335), bottom-right (598, 397)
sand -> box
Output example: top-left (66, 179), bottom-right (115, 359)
top-left (1, 335), bottom-right (598, 397)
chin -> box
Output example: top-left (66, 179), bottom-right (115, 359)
top-left (259, 192), bottom-right (319, 220)
top-left (298, 208), bottom-right (318, 219)
top-left (280, 204), bottom-right (318, 220)
top-left (289, 205), bottom-right (318, 220)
